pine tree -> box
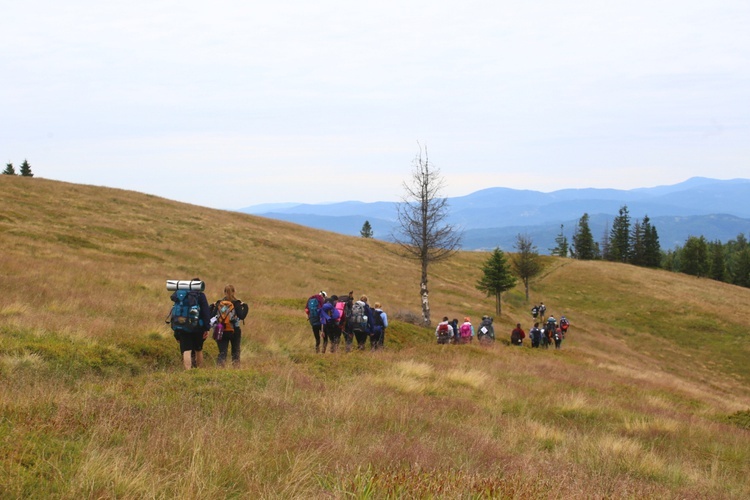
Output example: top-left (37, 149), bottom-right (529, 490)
top-left (19, 159), bottom-right (33, 177)
top-left (549, 224), bottom-right (569, 257)
top-left (2, 162), bottom-right (15, 175)
top-left (630, 219), bottom-right (645, 266)
top-left (732, 248), bottom-right (750, 287)
top-left (360, 220), bottom-right (373, 238)
top-left (600, 221), bottom-right (611, 261)
top-left (572, 213), bottom-right (597, 260)
top-left (476, 247), bottom-right (517, 316)
top-left (609, 205), bottom-right (631, 263)
top-left (642, 216), bottom-right (662, 268)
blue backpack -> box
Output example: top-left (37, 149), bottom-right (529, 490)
top-left (307, 296), bottom-right (321, 326)
top-left (169, 290), bottom-right (204, 334)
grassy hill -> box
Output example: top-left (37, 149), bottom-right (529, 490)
top-left (1, 175), bottom-right (749, 498)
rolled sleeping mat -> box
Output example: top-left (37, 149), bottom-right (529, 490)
top-left (166, 280), bottom-right (205, 291)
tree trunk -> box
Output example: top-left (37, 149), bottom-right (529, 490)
top-left (495, 293), bottom-right (502, 316)
top-left (524, 277), bottom-right (529, 301)
top-left (421, 282), bottom-right (431, 326)
top-left (421, 261), bottom-right (430, 326)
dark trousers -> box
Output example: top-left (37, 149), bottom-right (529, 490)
top-left (370, 328), bottom-right (384, 349)
top-left (216, 329), bottom-right (241, 366)
top-left (311, 323), bottom-right (322, 351)
top-left (324, 323), bottom-right (342, 352)
top-left (353, 328), bottom-right (368, 349)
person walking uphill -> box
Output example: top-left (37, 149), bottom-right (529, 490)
top-left (349, 295), bottom-right (372, 350)
top-left (305, 291), bottom-right (327, 353)
top-left (320, 296), bottom-right (342, 353)
top-left (370, 302), bottom-right (388, 350)
top-left (212, 284), bottom-right (249, 367)
top-left (435, 316), bottom-right (453, 344)
top-left (477, 315), bottom-right (495, 345)
top-left (167, 278), bottom-right (212, 370)
top-left (458, 317), bottom-right (474, 344)
top-left (510, 323), bottom-right (525, 347)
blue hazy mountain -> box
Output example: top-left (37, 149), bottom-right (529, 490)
top-left (238, 177), bottom-right (750, 252)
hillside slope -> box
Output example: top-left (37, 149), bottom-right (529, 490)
top-left (1, 176), bottom-right (749, 498)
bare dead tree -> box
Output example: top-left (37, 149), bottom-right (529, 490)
top-left (391, 145), bottom-right (462, 326)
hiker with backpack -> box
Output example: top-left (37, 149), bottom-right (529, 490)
top-left (435, 316), bottom-right (453, 344)
top-left (320, 295), bottom-right (342, 353)
top-left (211, 284), bottom-right (249, 367)
top-left (560, 315), bottom-right (570, 337)
top-left (539, 302), bottom-right (547, 320)
top-left (531, 305), bottom-right (539, 319)
top-left (450, 318), bottom-right (459, 344)
top-left (458, 317), bottom-right (474, 344)
top-left (546, 315), bottom-right (557, 333)
top-left (305, 290), bottom-right (327, 353)
top-left (553, 324), bottom-right (564, 349)
top-left (167, 278), bottom-right (211, 370)
top-left (477, 316), bottom-right (495, 345)
top-left (336, 291), bottom-right (355, 352)
top-left (370, 302), bottom-right (388, 350)
top-left (510, 323), bottom-right (525, 347)
top-left (540, 325), bottom-right (551, 349)
top-left (529, 322), bottom-right (542, 348)
top-left (349, 295), bottom-right (372, 350)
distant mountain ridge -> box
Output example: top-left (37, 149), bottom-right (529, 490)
top-left (238, 177), bottom-right (750, 252)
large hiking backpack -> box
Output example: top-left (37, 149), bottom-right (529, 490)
top-left (335, 300), bottom-right (347, 327)
top-left (511, 329), bottom-right (521, 345)
top-left (350, 301), bottom-right (367, 332)
top-left (560, 317), bottom-right (569, 332)
top-left (437, 322), bottom-right (451, 340)
top-left (307, 296), bottom-right (321, 326)
top-left (460, 323), bottom-right (472, 339)
top-left (371, 309), bottom-right (384, 334)
top-left (530, 327), bottom-right (541, 344)
top-left (215, 300), bottom-right (237, 333)
top-left (479, 319), bottom-right (493, 339)
top-left (168, 290), bottom-right (203, 334)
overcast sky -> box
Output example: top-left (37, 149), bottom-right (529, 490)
top-left (2, 1), bottom-right (748, 209)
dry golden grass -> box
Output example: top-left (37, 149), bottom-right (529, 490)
top-left (2, 175), bottom-right (750, 498)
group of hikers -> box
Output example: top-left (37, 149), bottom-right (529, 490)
top-left (167, 279), bottom-right (568, 370)
top-left (166, 279), bottom-right (249, 370)
top-left (305, 291), bottom-right (388, 353)
top-left (433, 301), bottom-right (570, 349)
top-left (511, 302), bottom-right (570, 349)
top-left (434, 315), bottom-right (497, 345)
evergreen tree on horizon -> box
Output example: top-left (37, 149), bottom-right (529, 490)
top-left (360, 220), bottom-right (373, 238)
top-left (2, 162), bottom-right (15, 175)
top-left (572, 213), bottom-right (597, 260)
top-left (642, 216), bottom-right (662, 268)
top-left (609, 205), bottom-right (631, 263)
top-left (19, 159), bottom-right (33, 177)
top-left (550, 224), bottom-right (569, 257)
